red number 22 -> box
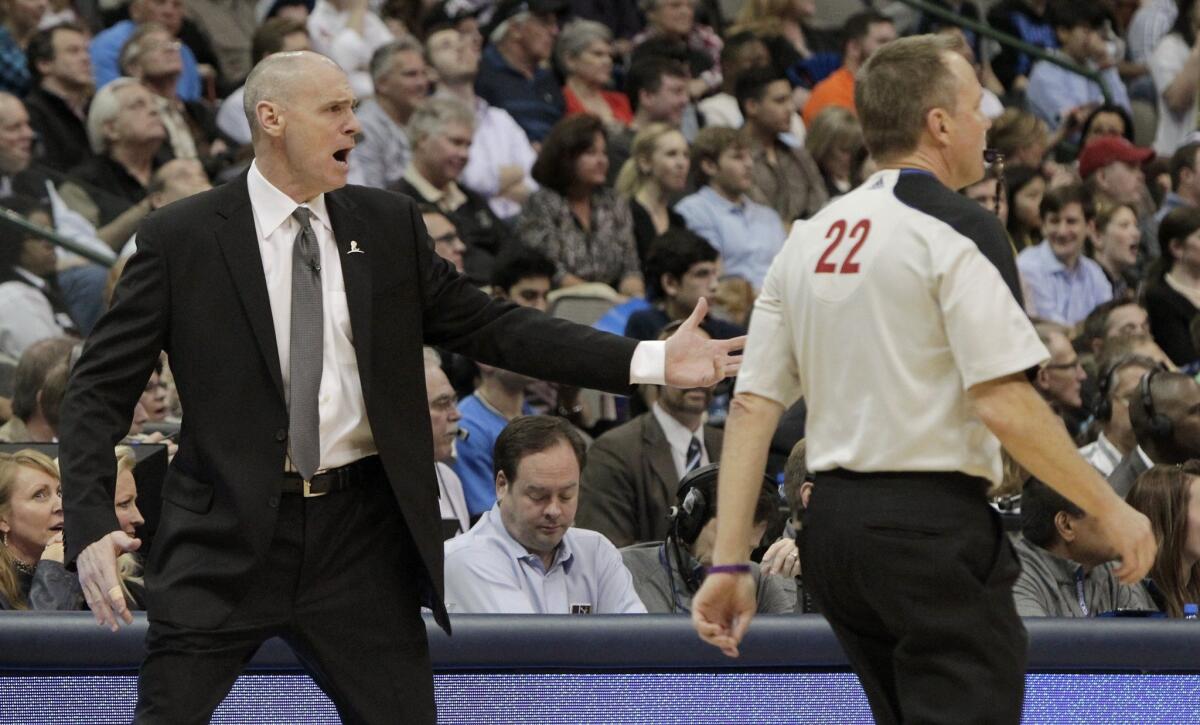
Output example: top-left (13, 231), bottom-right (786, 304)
top-left (815, 219), bottom-right (871, 274)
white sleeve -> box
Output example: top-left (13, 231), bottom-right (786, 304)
top-left (629, 341), bottom-right (665, 385)
top-left (733, 245), bottom-right (802, 407)
top-left (936, 235), bottom-right (1049, 389)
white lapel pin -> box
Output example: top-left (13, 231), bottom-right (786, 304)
top-left (347, 240), bottom-right (365, 255)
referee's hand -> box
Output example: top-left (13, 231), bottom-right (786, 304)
top-left (691, 572), bottom-right (756, 658)
top-left (1096, 500), bottom-right (1156, 585)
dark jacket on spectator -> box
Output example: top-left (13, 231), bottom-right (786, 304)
top-left (1143, 276), bottom-right (1198, 366)
top-left (391, 177), bottom-right (511, 287)
top-left (25, 86), bottom-right (92, 174)
top-left (0, 559), bottom-right (84, 610)
top-left (67, 155), bottom-right (148, 226)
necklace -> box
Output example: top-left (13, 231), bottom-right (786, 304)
top-left (12, 558), bottom-right (35, 576)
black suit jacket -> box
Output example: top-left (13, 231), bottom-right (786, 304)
top-left (58, 175), bottom-right (638, 632)
top-left (576, 411), bottom-right (723, 549)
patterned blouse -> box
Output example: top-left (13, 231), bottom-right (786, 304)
top-left (516, 188), bottom-right (641, 288)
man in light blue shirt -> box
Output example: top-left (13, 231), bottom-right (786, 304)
top-left (674, 127), bottom-right (786, 290)
top-left (1018, 184), bottom-right (1112, 326)
top-left (1025, 3), bottom-right (1130, 132)
top-left (444, 416), bottom-right (647, 614)
top-left (453, 363), bottom-right (536, 517)
top-left (90, 2), bottom-right (203, 102)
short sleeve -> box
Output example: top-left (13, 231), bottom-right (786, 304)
top-left (733, 248), bottom-right (802, 406)
top-left (936, 234), bottom-right (1049, 389)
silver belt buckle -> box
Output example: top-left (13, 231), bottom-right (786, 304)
top-left (302, 478), bottom-right (328, 498)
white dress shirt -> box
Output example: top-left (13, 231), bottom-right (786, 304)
top-left (245, 161), bottom-right (667, 472)
top-left (651, 401), bottom-right (708, 480)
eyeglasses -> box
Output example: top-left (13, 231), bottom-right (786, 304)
top-left (1043, 358), bottom-right (1083, 371)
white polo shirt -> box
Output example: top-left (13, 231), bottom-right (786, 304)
top-left (736, 169), bottom-right (1049, 484)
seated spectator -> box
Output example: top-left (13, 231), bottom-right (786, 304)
top-left (614, 122), bottom-right (688, 260)
top-left (630, 0), bottom-right (722, 100)
top-left (577, 323), bottom-right (723, 547)
top-left (1126, 461), bottom-right (1200, 617)
top-left (1017, 184), bottom-right (1112, 326)
top-left (1150, 0), bottom-right (1200, 156)
top-left (1033, 322), bottom-right (1088, 435)
top-left (474, 0), bottom-right (566, 144)
top-left (426, 22), bottom-right (536, 220)
top-left (1013, 477), bottom-right (1156, 616)
top-left (0, 336), bottom-right (72, 442)
top-left (1079, 355), bottom-right (1159, 476)
top-left (1090, 197), bottom-right (1141, 299)
top-left (962, 170), bottom-right (1007, 221)
top-left (1129, 0), bottom-right (1178, 66)
top-left (625, 229), bottom-right (742, 341)
top-left (1079, 104), bottom-right (1134, 147)
top-left (675, 126), bottom-right (786, 290)
top-left (0, 0), bottom-right (45, 95)
top-left (1110, 369), bottom-right (1200, 496)
top-left (70, 78), bottom-right (166, 226)
top-left (24, 23), bottom-right (94, 174)
top-left (119, 23), bottom-right (227, 173)
top-left (183, 0), bottom-right (257, 87)
top-left (90, 0), bottom-right (205, 102)
top-left (1144, 207), bottom-right (1200, 365)
top-left (621, 462), bottom-right (793, 614)
top-left (986, 0), bottom-right (1055, 92)
top-left (801, 10), bottom-right (895, 126)
top-left (557, 20), bottom-right (630, 128)
top-left (346, 36), bottom-right (427, 190)
top-left (420, 205), bottom-right (466, 273)
top-left (305, 0), bottom-right (395, 100)
top-left (394, 96), bottom-right (507, 286)
top-left (805, 106), bottom-right (864, 201)
top-left (518, 114), bottom-right (643, 297)
top-left (491, 246), bottom-right (554, 312)
top-left (1005, 164), bottom-right (1045, 252)
top-left (423, 347), bottom-right (470, 540)
top-left (0, 449), bottom-right (79, 609)
top-left (695, 31), bottom-right (770, 131)
top-left (989, 109), bottom-right (1053, 172)
top-left (1078, 298), bottom-right (1153, 360)
top-left (452, 361), bottom-right (536, 519)
top-left (730, 0), bottom-right (838, 91)
top-left (606, 56), bottom-right (691, 184)
top-left (215, 17), bottom-right (310, 149)
top-left (1026, 2), bottom-right (1131, 132)
top-left (1078, 136), bottom-right (1154, 222)
top-left (739, 67), bottom-right (826, 224)
top-left (444, 415), bottom-right (646, 614)
top-left (0, 198), bottom-right (79, 359)
top-left (1151, 142), bottom-right (1200, 257)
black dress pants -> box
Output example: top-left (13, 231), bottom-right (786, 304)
top-left (801, 470), bottom-right (1027, 725)
top-left (134, 471), bottom-right (435, 725)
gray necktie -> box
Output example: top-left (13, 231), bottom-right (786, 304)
top-left (288, 207), bottom-right (323, 481)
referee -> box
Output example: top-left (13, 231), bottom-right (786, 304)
top-left (691, 35), bottom-right (1156, 724)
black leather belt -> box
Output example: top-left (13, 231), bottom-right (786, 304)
top-left (282, 455), bottom-right (383, 497)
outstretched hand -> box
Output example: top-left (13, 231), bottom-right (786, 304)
top-left (664, 298), bottom-right (746, 388)
top-left (77, 530), bottom-right (141, 631)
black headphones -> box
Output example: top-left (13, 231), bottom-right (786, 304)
top-left (668, 462), bottom-right (777, 547)
top-left (1095, 355), bottom-right (1154, 422)
top-left (1138, 367), bottom-right (1174, 440)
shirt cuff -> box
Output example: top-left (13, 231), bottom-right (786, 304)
top-left (629, 341), bottom-right (666, 385)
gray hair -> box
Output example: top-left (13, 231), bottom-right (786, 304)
top-left (406, 95), bottom-right (475, 148)
top-left (369, 34), bottom-right (424, 83)
top-left (87, 77), bottom-right (143, 155)
top-left (242, 51), bottom-right (337, 141)
top-left (422, 346), bottom-right (442, 369)
top-left (554, 19), bottom-right (612, 72)
top-left (489, 12), bottom-right (529, 45)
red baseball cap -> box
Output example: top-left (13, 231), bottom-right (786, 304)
top-left (1078, 136), bottom-right (1154, 179)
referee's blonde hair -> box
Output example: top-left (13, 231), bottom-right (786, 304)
top-left (855, 34), bottom-right (961, 162)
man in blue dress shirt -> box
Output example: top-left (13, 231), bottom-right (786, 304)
top-left (444, 415), bottom-right (646, 614)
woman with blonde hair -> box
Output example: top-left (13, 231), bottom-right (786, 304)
top-left (0, 449), bottom-right (77, 609)
top-left (804, 106), bottom-right (864, 199)
top-left (615, 122), bottom-right (690, 261)
top-left (1126, 462), bottom-right (1200, 617)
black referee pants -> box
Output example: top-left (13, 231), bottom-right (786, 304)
top-left (801, 470), bottom-right (1027, 725)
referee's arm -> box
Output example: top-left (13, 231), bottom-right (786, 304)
top-left (969, 372), bottom-right (1156, 585)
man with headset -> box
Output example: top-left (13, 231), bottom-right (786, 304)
top-left (619, 462), bottom-right (794, 614)
top-left (689, 35), bottom-right (1155, 724)
top-left (1109, 369), bottom-right (1200, 497)
top-left (1078, 355), bottom-right (1159, 476)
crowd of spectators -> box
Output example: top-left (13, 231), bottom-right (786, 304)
top-left (5, 0), bottom-right (1200, 625)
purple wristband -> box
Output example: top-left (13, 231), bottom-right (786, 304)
top-left (705, 564), bottom-right (752, 575)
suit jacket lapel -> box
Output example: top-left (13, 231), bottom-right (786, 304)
top-left (325, 190), bottom-right (374, 401)
top-left (644, 413), bottom-right (681, 510)
top-left (215, 178), bottom-right (285, 402)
